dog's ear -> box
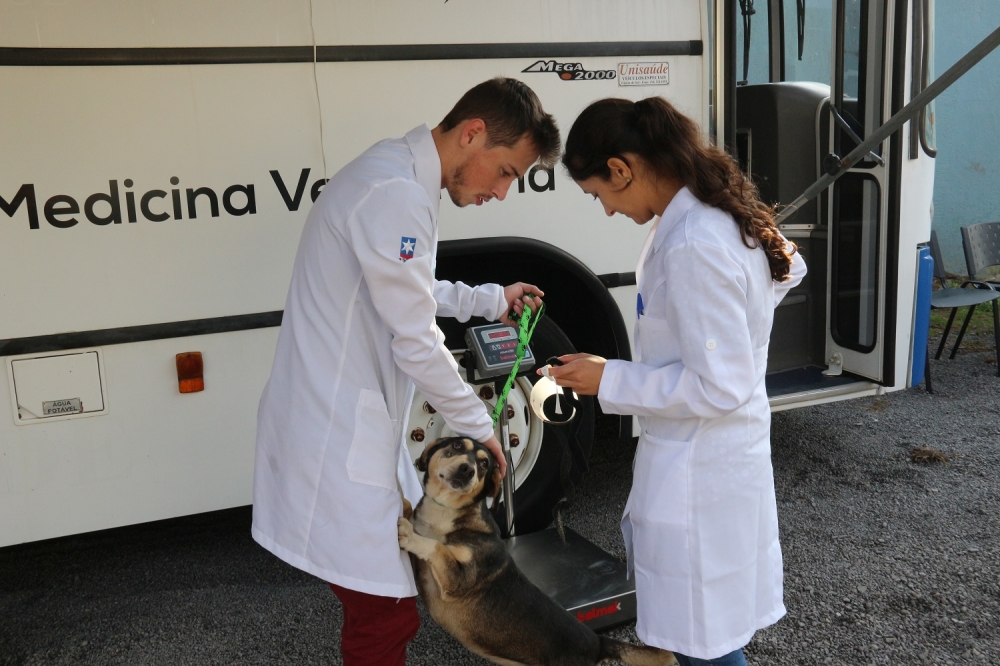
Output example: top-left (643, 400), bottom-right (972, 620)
top-left (416, 437), bottom-right (454, 472)
top-left (415, 443), bottom-right (433, 472)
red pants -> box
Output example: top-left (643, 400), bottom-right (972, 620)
top-left (329, 583), bottom-right (420, 666)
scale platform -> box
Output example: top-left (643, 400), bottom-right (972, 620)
top-left (505, 526), bottom-right (637, 631)
top-left (463, 321), bottom-right (635, 632)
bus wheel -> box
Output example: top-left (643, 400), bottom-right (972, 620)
top-left (404, 317), bottom-right (595, 535)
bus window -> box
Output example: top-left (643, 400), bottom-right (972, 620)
top-left (922, 0), bottom-right (936, 154)
top-left (782, 0), bottom-right (833, 85)
top-left (736, 0), bottom-right (771, 85)
top-left (831, 174), bottom-right (881, 351)
top-left (841, 0), bottom-right (863, 104)
top-left (834, 0), bottom-right (885, 162)
top-left (910, 0), bottom-right (937, 158)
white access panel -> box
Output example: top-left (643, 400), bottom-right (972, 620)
top-left (8, 350), bottom-right (108, 424)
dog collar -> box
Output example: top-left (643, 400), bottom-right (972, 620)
top-left (428, 496), bottom-right (452, 509)
top-left (427, 495), bottom-right (477, 511)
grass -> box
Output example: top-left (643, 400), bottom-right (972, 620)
top-left (909, 446), bottom-right (949, 464)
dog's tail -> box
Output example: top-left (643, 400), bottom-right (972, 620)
top-left (598, 636), bottom-right (677, 666)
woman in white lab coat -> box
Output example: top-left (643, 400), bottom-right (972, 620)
top-left (549, 97), bottom-right (806, 666)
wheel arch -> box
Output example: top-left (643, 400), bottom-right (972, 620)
top-left (436, 236), bottom-right (632, 365)
top-left (435, 236), bottom-right (634, 437)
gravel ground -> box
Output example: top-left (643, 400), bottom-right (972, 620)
top-left (2, 338), bottom-right (999, 665)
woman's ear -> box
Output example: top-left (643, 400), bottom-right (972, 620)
top-left (606, 157), bottom-right (633, 189)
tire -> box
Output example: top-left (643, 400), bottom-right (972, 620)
top-left (501, 316), bottom-right (595, 534)
top-left (404, 316), bottom-right (595, 535)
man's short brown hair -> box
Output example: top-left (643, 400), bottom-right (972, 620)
top-left (440, 77), bottom-right (560, 167)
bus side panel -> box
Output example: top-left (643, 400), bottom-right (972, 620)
top-left (311, 56), bottom-right (704, 273)
top-left (0, 0), bottom-right (709, 544)
top-left (0, 1), bottom-right (313, 48)
top-left (0, 330), bottom-right (277, 546)
top-left (1, 58), bottom-right (704, 339)
top-left (0, 64), bottom-right (322, 340)
top-left (893, 144), bottom-right (935, 389)
top-left (1, 0), bottom-right (699, 50)
top-left (889, 5), bottom-right (936, 391)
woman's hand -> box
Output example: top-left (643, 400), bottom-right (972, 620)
top-left (542, 353), bottom-right (607, 396)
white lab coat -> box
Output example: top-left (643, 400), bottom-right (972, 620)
top-left (598, 187), bottom-right (807, 659)
top-left (252, 125), bottom-right (507, 598)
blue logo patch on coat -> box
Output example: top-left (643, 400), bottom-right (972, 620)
top-left (399, 236), bottom-right (416, 262)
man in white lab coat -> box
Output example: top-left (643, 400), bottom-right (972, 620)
top-left (252, 78), bottom-right (559, 666)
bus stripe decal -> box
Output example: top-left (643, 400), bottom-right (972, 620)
top-left (0, 312), bottom-right (284, 357)
top-left (0, 41), bottom-right (703, 67)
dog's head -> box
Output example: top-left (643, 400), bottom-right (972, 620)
top-left (415, 436), bottom-right (502, 509)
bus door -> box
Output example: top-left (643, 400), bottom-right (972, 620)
top-left (824, 0), bottom-right (896, 381)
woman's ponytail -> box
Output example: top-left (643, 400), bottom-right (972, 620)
top-left (563, 97), bottom-right (793, 282)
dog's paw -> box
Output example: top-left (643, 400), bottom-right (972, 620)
top-left (397, 517), bottom-right (414, 550)
top-left (402, 498), bottom-right (413, 520)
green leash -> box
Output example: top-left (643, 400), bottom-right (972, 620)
top-left (490, 297), bottom-right (545, 427)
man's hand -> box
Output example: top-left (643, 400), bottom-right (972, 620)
top-left (500, 282), bottom-right (545, 327)
top-left (481, 434), bottom-right (508, 478)
top-left (541, 353), bottom-right (607, 396)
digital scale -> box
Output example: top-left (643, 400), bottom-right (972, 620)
top-left (464, 323), bottom-right (535, 381)
top-left (463, 321), bottom-right (637, 631)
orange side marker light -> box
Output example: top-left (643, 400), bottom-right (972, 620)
top-left (176, 352), bottom-right (204, 393)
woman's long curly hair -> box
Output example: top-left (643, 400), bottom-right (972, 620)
top-left (562, 97), bottom-right (792, 281)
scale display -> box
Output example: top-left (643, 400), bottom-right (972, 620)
top-left (464, 323), bottom-right (534, 379)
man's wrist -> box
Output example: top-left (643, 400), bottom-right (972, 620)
top-left (494, 285), bottom-right (508, 321)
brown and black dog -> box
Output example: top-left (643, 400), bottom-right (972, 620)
top-left (398, 436), bottom-right (676, 666)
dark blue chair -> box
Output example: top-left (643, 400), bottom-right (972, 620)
top-left (962, 221), bottom-right (1000, 290)
top-left (929, 230), bottom-right (1000, 376)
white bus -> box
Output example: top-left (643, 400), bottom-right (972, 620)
top-left (0, 0), bottom-right (938, 546)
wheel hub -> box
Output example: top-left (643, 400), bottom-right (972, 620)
top-left (406, 353), bottom-right (544, 490)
